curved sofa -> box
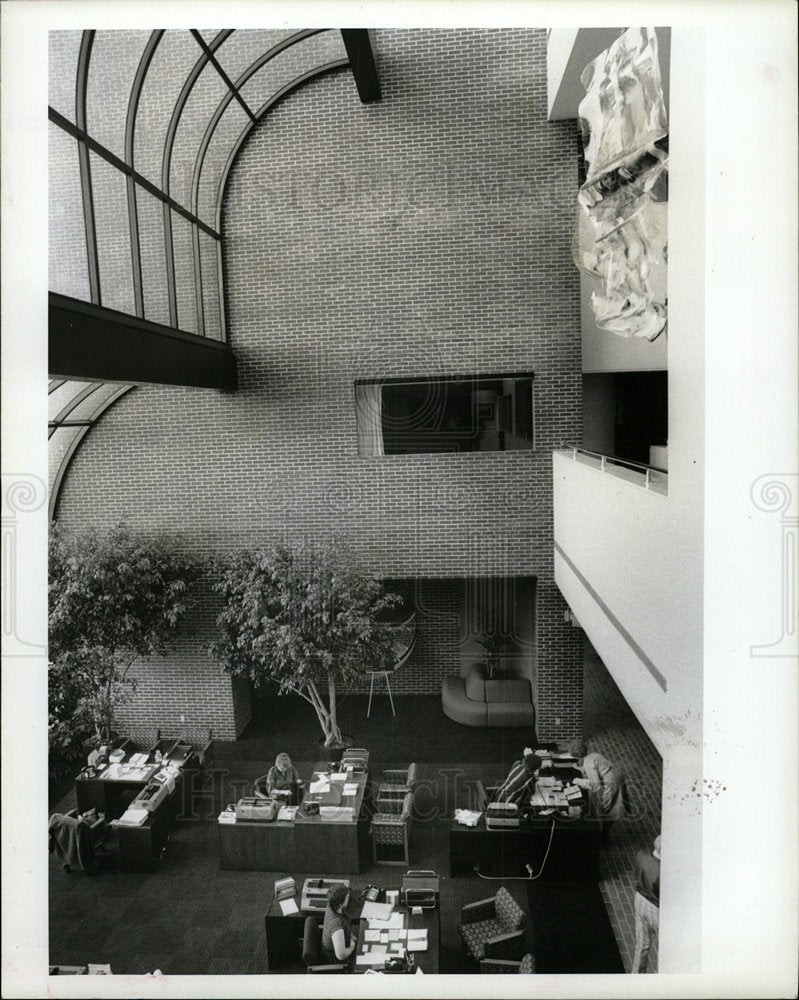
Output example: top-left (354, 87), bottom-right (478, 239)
top-left (442, 665), bottom-right (535, 728)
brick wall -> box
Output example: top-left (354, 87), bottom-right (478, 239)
top-left (352, 578), bottom-right (462, 696)
top-left (53, 28), bottom-right (583, 740)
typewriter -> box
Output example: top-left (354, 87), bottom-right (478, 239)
top-left (300, 877), bottom-right (350, 914)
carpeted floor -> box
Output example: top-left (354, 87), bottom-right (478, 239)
top-left (526, 880), bottom-right (624, 973)
top-left (232, 690), bottom-right (538, 765)
top-left (49, 639), bottom-right (664, 975)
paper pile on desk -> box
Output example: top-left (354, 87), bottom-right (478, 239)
top-left (342, 783), bottom-right (359, 797)
top-left (117, 807), bottom-right (148, 826)
top-left (454, 808), bottom-right (481, 827)
top-left (309, 776), bottom-right (330, 794)
top-left (406, 929), bottom-right (428, 952)
top-left (361, 900), bottom-right (394, 921)
top-left (355, 954), bottom-right (386, 966)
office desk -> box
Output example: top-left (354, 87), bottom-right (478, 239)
top-left (354, 904), bottom-right (440, 974)
top-left (264, 884), bottom-right (440, 973)
top-left (75, 753), bottom-right (197, 819)
top-left (449, 814), bottom-right (601, 880)
top-left (110, 774), bottom-right (184, 872)
top-left (219, 762), bottom-right (368, 874)
top-left (75, 764), bottom-right (159, 818)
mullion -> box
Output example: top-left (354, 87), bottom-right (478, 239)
top-left (49, 108), bottom-right (221, 242)
top-left (75, 31), bottom-right (101, 305)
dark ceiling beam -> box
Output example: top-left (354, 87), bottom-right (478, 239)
top-left (340, 29), bottom-right (381, 103)
top-left (49, 293), bottom-right (237, 391)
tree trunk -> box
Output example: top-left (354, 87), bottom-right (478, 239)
top-left (306, 678), bottom-right (343, 747)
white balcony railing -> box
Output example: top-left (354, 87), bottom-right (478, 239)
top-left (560, 447), bottom-right (668, 495)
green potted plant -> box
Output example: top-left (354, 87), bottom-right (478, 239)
top-left (210, 536), bottom-right (401, 749)
top-left (48, 523), bottom-right (200, 764)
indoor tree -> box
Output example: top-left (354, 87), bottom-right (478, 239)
top-left (210, 537), bottom-right (401, 747)
top-left (48, 522), bottom-right (201, 755)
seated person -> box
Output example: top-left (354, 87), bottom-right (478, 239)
top-left (492, 747), bottom-right (543, 805)
top-left (264, 752), bottom-right (304, 805)
top-left (321, 884), bottom-right (355, 966)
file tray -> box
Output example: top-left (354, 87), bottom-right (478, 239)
top-left (401, 870), bottom-right (439, 908)
top-left (485, 802), bottom-right (520, 829)
top-left (340, 748), bottom-right (369, 772)
top-left (235, 797), bottom-right (277, 822)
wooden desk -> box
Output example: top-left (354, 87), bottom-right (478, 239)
top-left (110, 774), bottom-right (184, 872)
top-left (354, 904), bottom-right (440, 974)
top-left (264, 883), bottom-right (440, 974)
top-left (75, 765), bottom-right (159, 818)
top-left (219, 761), bottom-right (368, 874)
top-left (449, 813), bottom-right (602, 880)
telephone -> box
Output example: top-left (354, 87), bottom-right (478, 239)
top-left (360, 884), bottom-right (383, 903)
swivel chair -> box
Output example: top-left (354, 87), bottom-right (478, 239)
top-left (301, 917), bottom-right (347, 973)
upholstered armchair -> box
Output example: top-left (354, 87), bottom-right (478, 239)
top-left (370, 791), bottom-right (413, 865)
top-left (458, 886), bottom-right (528, 968)
top-left (377, 762), bottom-right (418, 805)
top-left (480, 952), bottom-right (535, 974)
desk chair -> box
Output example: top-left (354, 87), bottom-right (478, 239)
top-left (301, 917), bottom-right (347, 973)
top-left (48, 809), bottom-right (107, 874)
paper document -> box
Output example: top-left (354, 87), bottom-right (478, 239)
top-left (355, 954), bottom-right (385, 966)
top-left (388, 929), bottom-right (401, 941)
top-left (361, 901), bottom-right (393, 921)
top-left (406, 940), bottom-right (428, 952)
top-left (330, 772), bottom-right (347, 782)
top-left (407, 929), bottom-right (427, 941)
top-left (364, 929), bottom-right (381, 942)
top-left (309, 778), bottom-right (330, 794)
top-left (279, 897), bottom-right (299, 915)
top-left (369, 944), bottom-right (388, 955)
top-left (390, 943), bottom-right (404, 953)
top-left (342, 783), bottom-right (359, 796)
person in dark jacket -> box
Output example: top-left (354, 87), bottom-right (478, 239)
top-left (632, 834), bottom-right (661, 972)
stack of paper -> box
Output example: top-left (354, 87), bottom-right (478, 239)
top-left (278, 897), bottom-right (299, 916)
top-left (342, 783), bottom-right (359, 797)
top-left (361, 900), bottom-right (394, 921)
top-left (406, 929), bottom-right (428, 952)
top-left (309, 776), bottom-right (330, 794)
top-left (453, 808), bottom-right (482, 827)
top-left (355, 954), bottom-right (385, 966)
top-left (217, 810), bottom-right (236, 824)
top-left (330, 772), bottom-right (347, 782)
top-left (117, 807), bottom-right (148, 826)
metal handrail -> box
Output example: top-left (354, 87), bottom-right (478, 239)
top-left (566, 446), bottom-right (667, 490)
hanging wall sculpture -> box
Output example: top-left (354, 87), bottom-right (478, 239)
top-left (574, 27), bottom-right (669, 341)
